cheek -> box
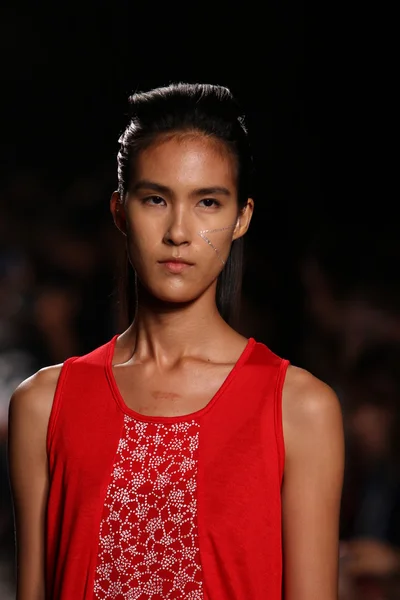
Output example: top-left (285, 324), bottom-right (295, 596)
top-left (125, 233), bottom-right (152, 277)
top-left (126, 216), bottom-right (159, 256)
top-left (196, 226), bottom-right (236, 266)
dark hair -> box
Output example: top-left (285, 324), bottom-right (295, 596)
top-left (117, 82), bottom-right (253, 327)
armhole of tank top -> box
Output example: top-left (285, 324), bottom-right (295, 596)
top-left (274, 358), bottom-right (289, 484)
top-left (46, 356), bottom-right (79, 455)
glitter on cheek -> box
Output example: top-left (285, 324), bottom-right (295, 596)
top-left (197, 224), bottom-right (236, 265)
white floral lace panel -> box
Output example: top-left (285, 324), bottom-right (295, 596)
top-left (93, 416), bottom-right (203, 599)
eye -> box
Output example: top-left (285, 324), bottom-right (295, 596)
top-left (198, 198), bottom-right (221, 208)
top-left (143, 195), bottom-right (166, 206)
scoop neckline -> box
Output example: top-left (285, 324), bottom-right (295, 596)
top-left (105, 334), bottom-right (256, 423)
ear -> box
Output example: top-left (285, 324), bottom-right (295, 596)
top-left (232, 198), bottom-right (254, 241)
top-left (110, 191), bottom-right (127, 236)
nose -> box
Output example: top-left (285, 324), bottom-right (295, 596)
top-left (162, 205), bottom-right (191, 246)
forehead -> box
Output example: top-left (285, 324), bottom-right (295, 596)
top-left (133, 133), bottom-right (237, 189)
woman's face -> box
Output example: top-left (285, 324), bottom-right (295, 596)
top-left (112, 133), bottom-right (253, 305)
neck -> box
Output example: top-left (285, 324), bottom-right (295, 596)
top-left (126, 285), bottom-right (232, 363)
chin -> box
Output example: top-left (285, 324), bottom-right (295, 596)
top-left (153, 288), bottom-right (200, 306)
top-left (143, 279), bottom-right (213, 308)
top-left (136, 270), bottom-right (218, 307)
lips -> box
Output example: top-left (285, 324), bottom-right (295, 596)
top-left (158, 258), bottom-right (194, 273)
top-left (160, 258), bottom-right (193, 264)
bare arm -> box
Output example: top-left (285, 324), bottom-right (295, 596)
top-left (282, 366), bottom-right (344, 600)
top-left (8, 365), bottom-right (62, 600)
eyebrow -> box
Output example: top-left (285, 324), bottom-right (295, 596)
top-left (191, 186), bottom-right (231, 197)
top-left (130, 179), bottom-right (231, 197)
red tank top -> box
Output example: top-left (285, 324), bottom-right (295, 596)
top-left (46, 336), bottom-right (288, 599)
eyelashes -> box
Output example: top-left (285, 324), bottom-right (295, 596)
top-left (142, 196), bottom-right (222, 209)
top-left (142, 195), bottom-right (165, 206)
top-left (198, 198), bottom-right (221, 208)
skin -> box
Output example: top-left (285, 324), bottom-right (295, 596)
top-left (8, 132), bottom-right (344, 599)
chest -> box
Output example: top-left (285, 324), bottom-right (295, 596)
top-left (111, 360), bottom-right (233, 417)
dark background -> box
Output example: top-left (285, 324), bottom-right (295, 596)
top-left (1, 3), bottom-right (399, 598)
top-left (2, 1), bottom-right (324, 360)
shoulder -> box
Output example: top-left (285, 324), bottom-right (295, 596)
top-left (282, 365), bottom-right (344, 458)
top-left (9, 364), bottom-right (64, 428)
top-left (283, 365), bottom-right (342, 425)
